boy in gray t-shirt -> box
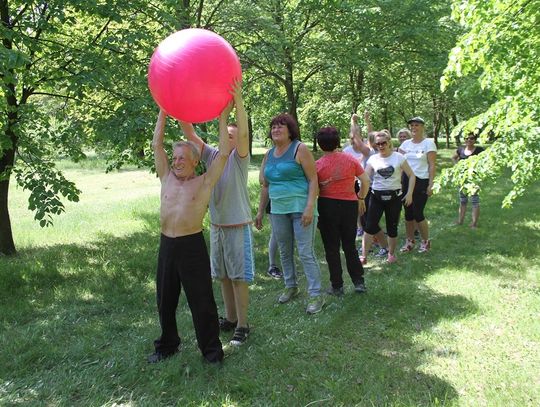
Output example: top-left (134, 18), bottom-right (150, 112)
top-left (180, 81), bottom-right (254, 347)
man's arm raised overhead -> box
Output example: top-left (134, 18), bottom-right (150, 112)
top-left (231, 80), bottom-right (249, 158)
top-left (203, 101), bottom-right (233, 188)
top-left (179, 120), bottom-right (204, 154)
top-left (152, 109), bottom-right (169, 182)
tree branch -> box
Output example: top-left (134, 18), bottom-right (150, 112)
top-left (204, 0), bottom-right (227, 30)
top-left (11, 2), bottom-right (30, 27)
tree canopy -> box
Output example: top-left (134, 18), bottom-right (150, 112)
top-left (437, 0), bottom-right (540, 207)
top-left (2, 0), bottom-right (537, 255)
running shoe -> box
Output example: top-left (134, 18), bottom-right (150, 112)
top-left (418, 240), bottom-right (431, 253)
top-left (400, 239), bottom-right (415, 253)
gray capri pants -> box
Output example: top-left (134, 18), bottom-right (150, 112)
top-left (459, 190), bottom-right (480, 207)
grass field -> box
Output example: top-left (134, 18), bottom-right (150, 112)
top-left (1, 149), bottom-right (539, 406)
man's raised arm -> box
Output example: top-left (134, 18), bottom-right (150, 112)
top-left (203, 102), bottom-right (233, 187)
top-left (152, 109), bottom-right (169, 182)
top-left (232, 80), bottom-right (249, 158)
top-left (179, 121), bottom-right (204, 154)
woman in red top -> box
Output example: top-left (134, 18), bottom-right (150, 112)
top-left (316, 127), bottom-right (370, 295)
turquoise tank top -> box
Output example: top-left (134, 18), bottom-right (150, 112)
top-left (264, 140), bottom-right (317, 215)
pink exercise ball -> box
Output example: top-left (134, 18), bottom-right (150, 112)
top-left (148, 28), bottom-right (242, 123)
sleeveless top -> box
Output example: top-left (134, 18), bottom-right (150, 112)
top-left (456, 145), bottom-right (484, 161)
top-left (264, 140), bottom-right (316, 215)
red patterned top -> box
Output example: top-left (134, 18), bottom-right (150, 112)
top-left (316, 152), bottom-right (364, 201)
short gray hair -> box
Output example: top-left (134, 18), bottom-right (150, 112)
top-left (396, 128), bottom-right (412, 139)
top-left (172, 141), bottom-right (200, 162)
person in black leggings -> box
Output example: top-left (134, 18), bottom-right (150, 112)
top-left (363, 130), bottom-right (415, 263)
top-left (398, 117), bottom-right (437, 253)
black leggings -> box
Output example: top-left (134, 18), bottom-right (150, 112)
top-left (402, 176), bottom-right (429, 222)
top-left (317, 197), bottom-right (364, 288)
top-left (365, 190), bottom-right (402, 238)
top-left (154, 233), bottom-right (223, 363)
top-left (359, 189), bottom-right (372, 230)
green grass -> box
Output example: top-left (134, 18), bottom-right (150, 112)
top-left (1, 150), bottom-right (539, 406)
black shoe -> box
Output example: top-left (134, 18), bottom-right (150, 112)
top-left (354, 283), bottom-right (367, 294)
top-left (230, 326), bottom-right (250, 346)
top-left (204, 358), bottom-right (224, 367)
top-left (267, 266), bottom-right (283, 279)
top-left (219, 317), bottom-right (237, 332)
top-left (326, 287), bottom-right (344, 296)
top-left (147, 349), bottom-right (178, 364)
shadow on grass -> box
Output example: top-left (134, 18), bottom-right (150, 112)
top-left (426, 176), bottom-right (540, 285)
top-left (2, 167), bottom-right (537, 405)
top-left (0, 207), bottom-right (479, 406)
top-left (243, 272), bottom-right (476, 406)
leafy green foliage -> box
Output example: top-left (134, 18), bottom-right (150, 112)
top-left (14, 160), bottom-right (80, 227)
top-left (5, 0), bottom-right (533, 255)
top-left (438, 0), bottom-right (540, 207)
top-left (0, 1), bottom-right (171, 253)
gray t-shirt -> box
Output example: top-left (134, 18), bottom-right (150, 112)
top-left (202, 144), bottom-right (252, 226)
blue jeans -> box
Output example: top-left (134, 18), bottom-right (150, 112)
top-left (270, 213), bottom-right (321, 297)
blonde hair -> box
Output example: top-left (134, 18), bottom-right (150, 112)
top-left (374, 129), bottom-right (393, 149)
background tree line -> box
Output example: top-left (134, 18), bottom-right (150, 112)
top-left (1, 0), bottom-right (537, 255)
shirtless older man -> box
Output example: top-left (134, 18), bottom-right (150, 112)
top-left (147, 103), bottom-right (232, 365)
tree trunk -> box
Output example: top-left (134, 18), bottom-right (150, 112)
top-left (0, 93), bottom-right (18, 256)
top-left (381, 98), bottom-right (391, 134)
top-left (1, 7), bottom-right (19, 255)
top-left (0, 145), bottom-right (16, 256)
top-left (349, 68), bottom-right (364, 113)
top-left (431, 95), bottom-right (440, 147)
top-left (433, 119), bottom-right (440, 147)
top-left (451, 112), bottom-right (461, 145)
top-left (444, 115), bottom-right (451, 148)
top-left (247, 112), bottom-right (253, 156)
top-left (282, 41), bottom-right (299, 123)
top-left (284, 73), bottom-right (297, 122)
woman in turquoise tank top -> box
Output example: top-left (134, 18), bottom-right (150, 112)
top-left (255, 113), bottom-right (324, 315)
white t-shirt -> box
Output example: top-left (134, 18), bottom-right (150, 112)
top-left (342, 145), bottom-right (364, 163)
top-left (366, 152), bottom-right (406, 191)
top-left (399, 138), bottom-right (437, 179)
top-left (362, 148), bottom-right (377, 171)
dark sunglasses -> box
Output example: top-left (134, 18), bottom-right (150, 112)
top-left (375, 141), bottom-right (387, 147)
top-left (465, 137), bottom-right (476, 141)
